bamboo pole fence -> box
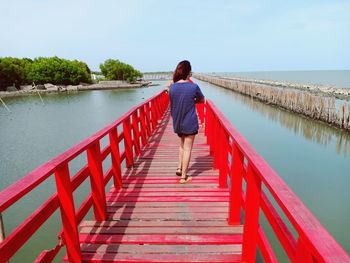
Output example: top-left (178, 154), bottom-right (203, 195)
top-left (194, 74), bottom-right (350, 131)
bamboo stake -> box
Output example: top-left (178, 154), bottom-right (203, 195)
top-left (33, 83), bottom-right (44, 104)
top-left (0, 97), bottom-right (11, 112)
top-left (0, 212), bottom-right (5, 243)
top-left (195, 74), bottom-right (350, 131)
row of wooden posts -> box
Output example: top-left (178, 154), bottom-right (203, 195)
top-left (194, 74), bottom-right (350, 131)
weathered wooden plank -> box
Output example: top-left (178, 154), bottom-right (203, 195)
top-left (80, 226), bottom-right (243, 235)
top-left (78, 253), bottom-right (242, 263)
top-left (80, 233), bottom-right (242, 244)
top-left (80, 220), bottom-right (238, 228)
top-left (120, 179), bottom-right (218, 184)
top-left (106, 206), bottom-right (228, 213)
top-left (106, 196), bottom-right (229, 202)
top-left (120, 183), bottom-right (219, 188)
top-left (74, 110), bottom-right (242, 263)
top-left (80, 244), bottom-right (242, 254)
top-left (107, 212), bottom-right (228, 220)
top-left (109, 188), bottom-right (227, 193)
top-left (106, 202), bottom-right (228, 208)
top-left (107, 192), bottom-right (229, 197)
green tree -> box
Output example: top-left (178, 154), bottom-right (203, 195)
top-left (27, 57), bottom-right (92, 85)
top-left (0, 56), bottom-right (92, 91)
top-left (100, 59), bottom-right (142, 82)
top-left (0, 57), bottom-right (32, 90)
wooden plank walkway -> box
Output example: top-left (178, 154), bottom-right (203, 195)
top-left (78, 110), bottom-right (243, 262)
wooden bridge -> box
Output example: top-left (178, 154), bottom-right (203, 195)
top-left (142, 73), bottom-right (172, 81)
top-left (0, 90), bottom-right (349, 262)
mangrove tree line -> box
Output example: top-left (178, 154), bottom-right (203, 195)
top-left (0, 56), bottom-right (92, 91)
top-left (99, 59), bottom-right (142, 82)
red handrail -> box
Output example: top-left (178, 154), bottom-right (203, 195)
top-left (204, 99), bottom-right (350, 262)
top-left (0, 90), bottom-right (169, 263)
top-left (1, 91), bottom-right (349, 262)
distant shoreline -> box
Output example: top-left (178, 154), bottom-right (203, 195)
top-left (0, 81), bottom-right (155, 99)
top-left (208, 75), bottom-right (350, 100)
top-left (194, 73), bottom-right (350, 132)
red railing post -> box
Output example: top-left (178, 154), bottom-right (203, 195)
top-left (150, 100), bottom-right (158, 130)
top-left (132, 111), bottom-right (141, 156)
top-left (228, 143), bottom-right (244, 225)
top-left (54, 164), bottom-right (81, 263)
top-left (196, 102), bottom-right (205, 125)
top-left (123, 117), bottom-right (134, 167)
top-left (242, 164), bottom-right (262, 262)
top-left (87, 142), bottom-right (107, 221)
top-left (213, 120), bottom-right (221, 169)
top-left (294, 237), bottom-right (314, 263)
top-left (218, 129), bottom-right (229, 188)
top-left (206, 106), bottom-right (214, 149)
top-left (139, 106), bottom-right (148, 146)
top-left (204, 103), bottom-right (210, 137)
top-left (145, 103), bottom-right (152, 136)
top-left (109, 128), bottom-right (122, 188)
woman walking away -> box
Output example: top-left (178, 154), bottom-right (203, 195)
top-left (169, 60), bottom-right (204, 184)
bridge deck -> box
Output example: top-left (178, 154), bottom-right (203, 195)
top-left (77, 111), bottom-right (243, 262)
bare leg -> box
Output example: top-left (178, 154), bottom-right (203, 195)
top-left (177, 136), bottom-right (185, 173)
top-left (180, 135), bottom-right (195, 183)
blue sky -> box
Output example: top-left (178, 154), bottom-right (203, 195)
top-left (1, 0), bottom-right (349, 72)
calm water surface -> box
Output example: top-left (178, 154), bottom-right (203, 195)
top-left (0, 80), bottom-right (349, 261)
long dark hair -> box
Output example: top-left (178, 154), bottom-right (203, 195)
top-left (173, 60), bottom-right (191, 83)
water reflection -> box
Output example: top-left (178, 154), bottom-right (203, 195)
top-left (222, 88), bottom-right (350, 156)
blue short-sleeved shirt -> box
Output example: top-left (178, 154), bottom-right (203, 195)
top-left (169, 82), bottom-right (204, 135)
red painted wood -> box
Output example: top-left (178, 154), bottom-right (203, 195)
top-left (150, 100), bottom-right (157, 130)
top-left (228, 144), bottom-right (244, 225)
top-left (120, 183), bottom-right (218, 189)
top-left (2, 90), bottom-right (350, 262)
top-left (100, 144), bottom-right (111, 161)
top-left (132, 111), bottom-right (141, 156)
top-left (294, 237), bottom-right (314, 263)
top-left (218, 128), bottom-right (229, 188)
top-left (110, 187), bottom-right (227, 193)
top-left (79, 233), bottom-right (242, 244)
top-left (242, 164), bottom-right (262, 262)
top-left (54, 163), bottom-right (81, 263)
top-left (123, 118), bottom-right (133, 168)
top-left (105, 206), bottom-right (228, 213)
top-left (261, 192), bottom-right (296, 260)
top-left (109, 129), bottom-right (122, 188)
top-left (78, 253), bottom-right (242, 263)
top-left (257, 227), bottom-right (278, 263)
top-left (80, 243), bottom-right (242, 254)
top-left (144, 103), bottom-right (152, 136)
top-left (87, 142), bottom-right (107, 221)
top-left (0, 90), bottom-right (170, 262)
top-left (213, 118), bottom-right (220, 169)
top-left (107, 192), bottom-right (229, 197)
top-left (0, 195), bottom-right (59, 262)
top-left (139, 106), bottom-right (147, 146)
top-left (196, 102), bottom-right (205, 124)
top-left (206, 99), bottom-right (350, 262)
top-left (107, 196), bottom-right (229, 203)
top-left (80, 226), bottom-right (242, 235)
top-left (107, 212), bottom-right (228, 220)
top-left (80, 220), bottom-right (232, 228)
top-left (35, 243), bottom-right (62, 263)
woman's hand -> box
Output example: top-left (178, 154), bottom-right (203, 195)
top-left (165, 80), bottom-right (173, 93)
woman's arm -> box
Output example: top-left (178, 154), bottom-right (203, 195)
top-left (165, 80), bottom-right (173, 93)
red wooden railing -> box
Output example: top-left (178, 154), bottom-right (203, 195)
top-left (0, 90), bottom-right (169, 263)
top-left (0, 90), bottom-right (349, 263)
top-left (204, 99), bottom-right (350, 262)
